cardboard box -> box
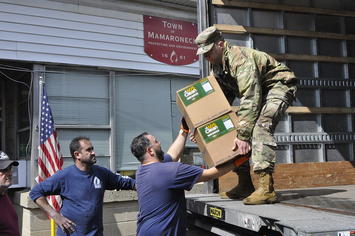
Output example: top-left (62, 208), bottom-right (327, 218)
top-left (176, 75), bottom-right (231, 128)
top-left (195, 112), bottom-right (241, 167)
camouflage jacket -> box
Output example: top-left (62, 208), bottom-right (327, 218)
top-left (211, 41), bottom-right (297, 141)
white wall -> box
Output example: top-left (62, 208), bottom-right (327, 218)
top-left (0, 0), bottom-right (199, 75)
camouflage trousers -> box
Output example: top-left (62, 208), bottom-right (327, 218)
top-left (251, 81), bottom-right (297, 172)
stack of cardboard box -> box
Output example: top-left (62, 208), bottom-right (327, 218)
top-left (176, 75), bottom-right (241, 167)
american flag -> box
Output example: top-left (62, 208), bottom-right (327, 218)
top-left (37, 84), bottom-right (63, 212)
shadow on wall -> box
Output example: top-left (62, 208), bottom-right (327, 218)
top-left (104, 199), bottom-right (138, 236)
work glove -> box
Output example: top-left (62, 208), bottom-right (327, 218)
top-left (180, 117), bottom-right (189, 133)
top-left (234, 151), bottom-right (251, 167)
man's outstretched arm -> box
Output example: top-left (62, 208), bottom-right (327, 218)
top-left (197, 156), bottom-right (249, 183)
top-left (167, 130), bottom-right (188, 162)
top-left (167, 117), bottom-right (190, 161)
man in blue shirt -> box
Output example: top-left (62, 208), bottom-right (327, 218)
top-left (131, 124), bottom-right (238, 236)
top-left (30, 136), bottom-right (136, 236)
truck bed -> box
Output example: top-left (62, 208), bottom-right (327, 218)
top-left (186, 185), bottom-right (355, 236)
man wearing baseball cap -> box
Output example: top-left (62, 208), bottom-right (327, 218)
top-left (195, 26), bottom-right (297, 205)
top-left (0, 151), bottom-right (20, 235)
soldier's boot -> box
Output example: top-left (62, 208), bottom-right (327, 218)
top-left (243, 171), bottom-right (278, 205)
top-left (219, 163), bottom-right (255, 200)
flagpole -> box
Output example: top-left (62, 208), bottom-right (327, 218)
top-left (51, 219), bottom-right (56, 236)
top-left (39, 80), bottom-right (57, 236)
top-left (31, 66), bottom-right (44, 189)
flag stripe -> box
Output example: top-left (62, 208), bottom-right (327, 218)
top-left (39, 143), bottom-right (57, 176)
top-left (38, 157), bottom-right (52, 179)
top-left (46, 136), bottom-right (60, 172)
top-left (49, 195), bottom-right (61, 212)
top-left (51, 132), bottom-right (62, 169)
top-left (39, 140), bottom-right (61, 175)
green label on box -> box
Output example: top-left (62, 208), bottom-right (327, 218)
top-left (177, 77), bottom-right (214, 106)
top-left (199, 115), bottom-right (235, 143)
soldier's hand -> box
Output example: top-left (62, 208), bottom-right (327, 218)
top-left (232, 138), bottom-right (251, 155)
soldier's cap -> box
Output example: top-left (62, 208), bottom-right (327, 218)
top-left (0, 151), bottom-right (18, 171)
top-left (195, 26), bottom-right (224, 55)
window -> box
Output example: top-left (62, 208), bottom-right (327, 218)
top-left (44, 67), bottom-right (197, 171)
top-left (114, 73), bottom-right (195, 170)
top-left (45, 67), bottom-right (111, 168)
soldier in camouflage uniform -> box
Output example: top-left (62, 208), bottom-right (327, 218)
top-left (195, 26), bottom-right (297, 205)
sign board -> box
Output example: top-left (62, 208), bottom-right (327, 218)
top-left (143, 15), bottom-right (198, 65)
